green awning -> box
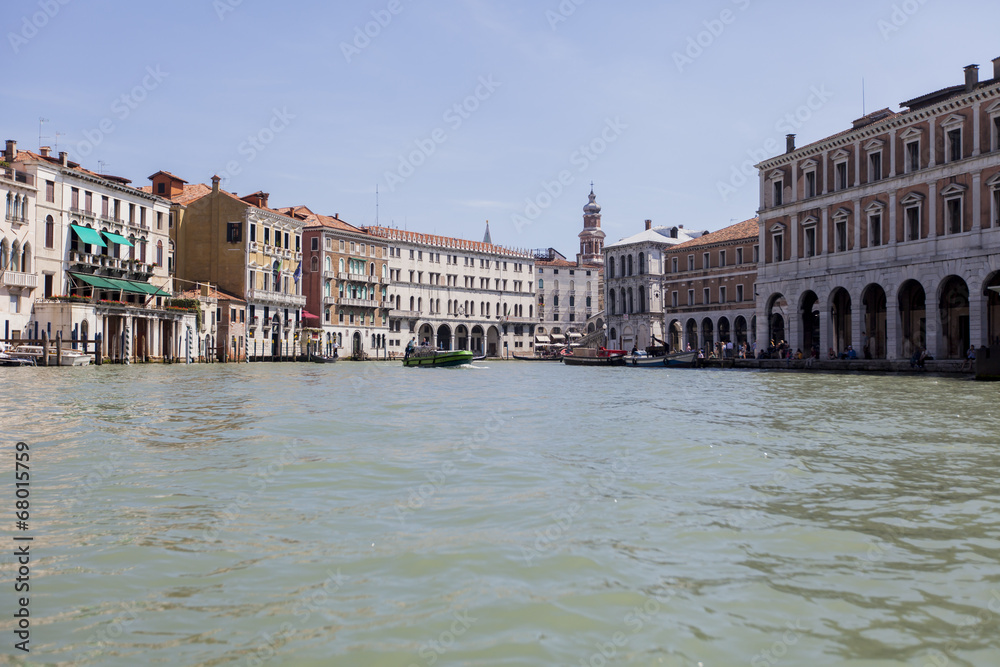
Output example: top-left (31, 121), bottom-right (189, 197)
top-left (104, 277), bottom-right (171, 297)
top-left (70, 224), bottom-right (107, 248)
top-left (70, 272), bottom-right (117, 289)
top-left (102, 231), bottom-right (134, 247)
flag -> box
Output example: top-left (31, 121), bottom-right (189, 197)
top-left (293, 261), bottom-right (302, 284)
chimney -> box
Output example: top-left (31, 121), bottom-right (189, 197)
top-left (39, 146), bottom-right (51, 157)
top-left (786, 134), bottom-right (796, 153)
top-left (965, 64), bottom-right (980, 91)
top-left (200, 283), bottom-right (210, 298)
top-left (645, 219), bottom-right (652, 231)
top-left (4, 139), bottom-right (15, 162)
top-left (59, 151), bottom-right (68, 166)
top-left (993, 56), bottom-right (1000, 81)
top-left (211, 175), bottom-right (220, 194)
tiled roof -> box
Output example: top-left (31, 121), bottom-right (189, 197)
top-left (169, 183), bottom-right (213, 206)
top-left (147, 170), bottom-right (187, 183)
top-left (364, 226), bottom-right (533, 258)
top-left (537, 257), bottom-right (580, 268)
top-left (14, 150), bottom-right (149, 194)
top-left (668, 218), bottom-right (759, 251)
top-left (174, 286), bottom-right (246, 303)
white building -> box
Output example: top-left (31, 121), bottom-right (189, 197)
top-left (368, 225), bottom-right (537, 357)
top-left (1, 152), bottom-right (37, 339)
top-left (604, 220), bottom-right (706, 351)
top-left (5, 140), bottom-right (186, 360)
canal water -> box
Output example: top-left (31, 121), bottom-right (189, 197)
top-left (3, 362), bottom-right (1000, 666)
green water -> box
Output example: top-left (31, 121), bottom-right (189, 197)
top-left (2, 362), bottom-right (1000, 666)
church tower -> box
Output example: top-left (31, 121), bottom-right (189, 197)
top-left (577, 187), bottom-right (606, 265)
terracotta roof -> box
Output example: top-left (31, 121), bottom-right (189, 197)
top-left (174, 286), bottom-right (246, 303)
top-left (537, 257), bottom-right (580, 268)
top-left (364, 226), bottom-right (533, 258)
top-left (14, 150), bottom-right (148, 194)
top-left (147, 170), bottom-right (187, 183)
top-left (668, 218), bottom-right (759, 251)
top-left (169, 183), bottom-right (213, 206)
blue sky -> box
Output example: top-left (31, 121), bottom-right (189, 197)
top-left (3, 0), bottom-right (998, 254)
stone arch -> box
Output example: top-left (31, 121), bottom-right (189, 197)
top-left (799, 290), bottom-right (820, 354)
top-left (829, 287), bottom-right (852, 355)
top-left (685, 318), bottom-right (699, 350)
top-left (938, 275), bottom-right (969, 359)
top-left (436, 324), bottom-right (452, 350)
top-left (861, 283), bottom-right (887, 359)
top-left (984, 271), bottom-right (1000, 346)
top-left (766, 293), bottom-right (788, 345)
top-left (668, 319), bottom-right (683, 351)
top-left (898, 279), bottom-right (927, 358)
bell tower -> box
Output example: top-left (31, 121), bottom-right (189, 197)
top-left (577, 186), bottom-right (606, 265)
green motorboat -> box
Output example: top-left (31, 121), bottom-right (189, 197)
top-left (402, 349), bottom-right (475, 368)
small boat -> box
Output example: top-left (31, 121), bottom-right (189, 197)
top-left (627, 351), bottom-right (698, 368)
top-left (403, 348), bottom-right (475, 368)
top-left (472, 353), bottom-right (487, 361)
top-left (560, 347), bottom-right (627, 366)
top-left (310, 352), bottom-right (339, 364)
top-left (9, 345), bottom-right (92, 366)
top-left (0, 352), bottom-right (34, 367)
top-left (512, 354), bottom-right (563, 361)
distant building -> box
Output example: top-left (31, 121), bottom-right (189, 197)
top-left (155, 173), bottom-right (306, 360)
top-left (662, 218), bottom-right (759, 353)
top-left (756, 57), bottom-right (1000, 360)
top-left (174, 284), bottom-right (247, 362)
top-left (368, 224), bottom-right (536, 357)
top-left (298, 209), bottom-right (389, 358)
top-left (6, 141), bottom-right (183, 361)
top-left (604, 219), bottom-right (706, 351)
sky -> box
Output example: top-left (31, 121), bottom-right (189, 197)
top-left (3, 0), bottom-right (999, 255)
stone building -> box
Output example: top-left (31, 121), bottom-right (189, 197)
top-left (5, 141), bottom-right (185, 361)
top-left (155, 173), bottom-right (306, 360)
top-left (299, 209), bottom-right (390, 358)
top-left (1, 153), bottom-right (37, 340)
top-left (756, 57), bottom-right (1000, 360)
top-left (604, 219), bottom-right (705, 351)
top-left (368, 224), bottom-right (536, 357)
top-left (662, 218), bottom-right (759, 353)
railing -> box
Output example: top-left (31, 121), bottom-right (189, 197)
top-left (249, 241), bottom-right (259, 252)
top-left (339, 298), bottom-right (380, 308)
top-left (5, 214), bottom-right (27, 224)
top-left (389, 310), bottom-right (420, 319)
top-left (1, 168), bottom-right (35, 187)
top-left (249, 316), bottom-right (260, 327)
top-left (1, 271), bottom-right (38, 289)
top-left (245, 289), bottom-right (307, 307)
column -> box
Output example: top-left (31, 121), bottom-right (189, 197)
top-left (929, 120), bottom-right (937, 168)
top-left (819, 298), bottom-right (831, 358)
top-left (853, 199), bottom-right (862, 251)
top-left (885, 290), bottom-right (900, 360)
top-left (889, 130), bottom-right (897, 177)
top-left (854, 141), bottom-right (862, 187)
top-left (928, 183), bottom-right (938, 238)
top-left (973, 172), bottom-right (983, 233)
top-left (822, 151), bottom-right (829, 195)
top-left (973, 102), bottom-right (982, 157)
top-left (969, 286), bottom-right (986, 350)
top-left (790, 214), bottom-right (799, 261)
top-left (851, 287), bottom-right (864, 355)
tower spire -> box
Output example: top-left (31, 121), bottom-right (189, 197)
top-left (483, 220), bottom-right (492, 245)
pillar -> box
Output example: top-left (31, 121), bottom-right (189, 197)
top-left (970, 282), bottom-right (986, 349)
top-left (885, 288), bottom-right (900, 360)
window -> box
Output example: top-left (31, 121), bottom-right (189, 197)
top-left (263, 227), bottom-right (270, 245)
top-left (773, 233), bottom-right (784, 262)
top-left (835, 162), bottom-right (848, 190)
top-left (736, 284), bottom-right (744, 302)
top-left (688, 289), bottom-right (694, 306)
top-left (752, 245), bottom-right (759, 263)
top-left (868, 214), bottom-right (882, 247)
top-left (720, 286), bottom-right (727, 303)
top-left (906, 206), bottom-right (921, 241)
top-left (44, 216), bottom-right (54, 248)
top-left (805, 171), bottom-right (816, 198)
top-left (45, 180), bottom-right (54, 202)
top-left (906, 141), bottom-right (920, 172)
top-left (994, 187), bottom-right (1000, 227)
top-left (71, 187), bottom-right (79, 209)
top-left (805, 226), bottom-right (817, 257)
top-left (687, 255), bottom-right (694, 271)
top-left (311, 237), bottom-right (319, 251)
top-left (157, 182), bottom-right (165, 194)
top-left (947, 128), bottom-right (962, 162)
top-left (772, 180), bottom-right (783, 206)
top-left (736, 248), bottom-right (744, 264)
top-left (869, 152), bottom-right (882, 182)
top-left (671, 291), bottom-right (678, 308)
top-left (946, 198), bottom-right (962, 234)
top-left (703, 253), bottom-right (710, 269)
top-left (638, 253), bottom-right (645, 275)
top-left (719, 250), bottom-right (727, 267)
top-left (227, 222), bottom-right (242, 243)
top-left (157, 211), bottom-right (163, 230)
top-left (102, 196), bottom-right (109, 218)
top-left (156, 241), bottom-right (163, 266)
top-left (671, 257), bottom-right (678, 273)
top-left (994, 116), bottom-right (1000, 151)
top-left (703, 288), bottom-right (711, 305)
top-left (834, 217), bottom-right (848, 252)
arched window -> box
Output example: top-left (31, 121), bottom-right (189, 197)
top-left (20, 243), bottom-right (30, 273)
top-left (627, 255), bottom-right (633, 276)
top-left (639, 286), bottom-right (646, 313)
top-left (325, 308), bottom-right (331, 323)
top-left (539, 278), bottom-right (544, 289)
top-left (410, 296), bottom-right (415, 311)
top-left (156, 240), bottom-right (164, 267)
top-left (339, 258), bottom-right (345, 272)
top-left (627, 288), bottom-right (634, 314)
top-left (324, 256), bottom-right (331, 272)
top-left (370, 262), bottom-right (375, 276)
top-left (620, 288), bottom-right (626, 314)
top-left (45, 216), bottom-right (55, 249)
top-left (618, 256), bottom-right (625, 277)
top-left (639, 253), bottom-right (645, 275)
top-left (609, 290), bottom-right (616, 315)
top-left (608, 260), bottom-right (615, 279)
top-left (311, 256), bottom-right (319, 272)
top-left (139, 237), bottom-right (147, 263)
top-left (324, 280), bottom-right (331, 297)
top-left (0, 239), bottom-right (8, 270)
top-left (10, 241), bottom-right (20, 271)
top-left (382, 264), bottom-right (387, 279)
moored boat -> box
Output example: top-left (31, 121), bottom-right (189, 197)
top-left (403, 348), bottom-right (474, 368)
top-left (9, 345), bottom-right (92, 366)
top-left (560, 347), bottom-right (627, 366)
top-left (627, 351), bottom-right (698, 368)
top-left (310, 352), bottom-right (339, 364)
top-left (512, 353), bottom-right (563, 361)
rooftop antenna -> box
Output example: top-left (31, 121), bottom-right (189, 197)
top-left (862, 77), bottom-right (866, 117)
top-left (54, 131), bottom-right (64, 153)
top-left (376, 184), bottom-right (379, 226)
top-left (38, 117), bottom-right (49, 149)
top-left (97, 160), bottom-right (109, 174)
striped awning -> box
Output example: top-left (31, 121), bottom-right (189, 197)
top-left (535, 335), bottom-right (551, 344)
top-left (551, 334), bottom-right (566, 342)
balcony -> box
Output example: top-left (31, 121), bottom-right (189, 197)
top-left (246, 288), bottom-right (307, 308)
top-left (324, 270), bottom-right (338, 281)
top-left (249, 316), bottom-right (260, 329)
top-left (249, 241), bottom-right (259, 252)
top-left (1, 168), bottom-right (35, 187)
top-left (1, 271), bottom-right (38, 289)
top-left (390, 309), bottom-right (420, 319)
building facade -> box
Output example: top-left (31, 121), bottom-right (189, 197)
top-left (160, 174), bottom-right (307, 360)
top-left (533, 249), bottom-right (603, 346)
top-left (1, 151), bottom-right (37, 339)
top-left (5, 141), bottom-right (186, 361)
top-left (756, 58), bottom-right (1000, 360)
top-left (300, 211), bottom-right (390, 358)
top-left (368, 225), bottom-right (537, 357)
top-left (605, 220), bottom-right (705, 351)
top-left (662, 218), bottom-right (759, 353)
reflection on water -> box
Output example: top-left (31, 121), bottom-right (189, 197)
top-left (3, 364), bottom-right (1000, 665)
